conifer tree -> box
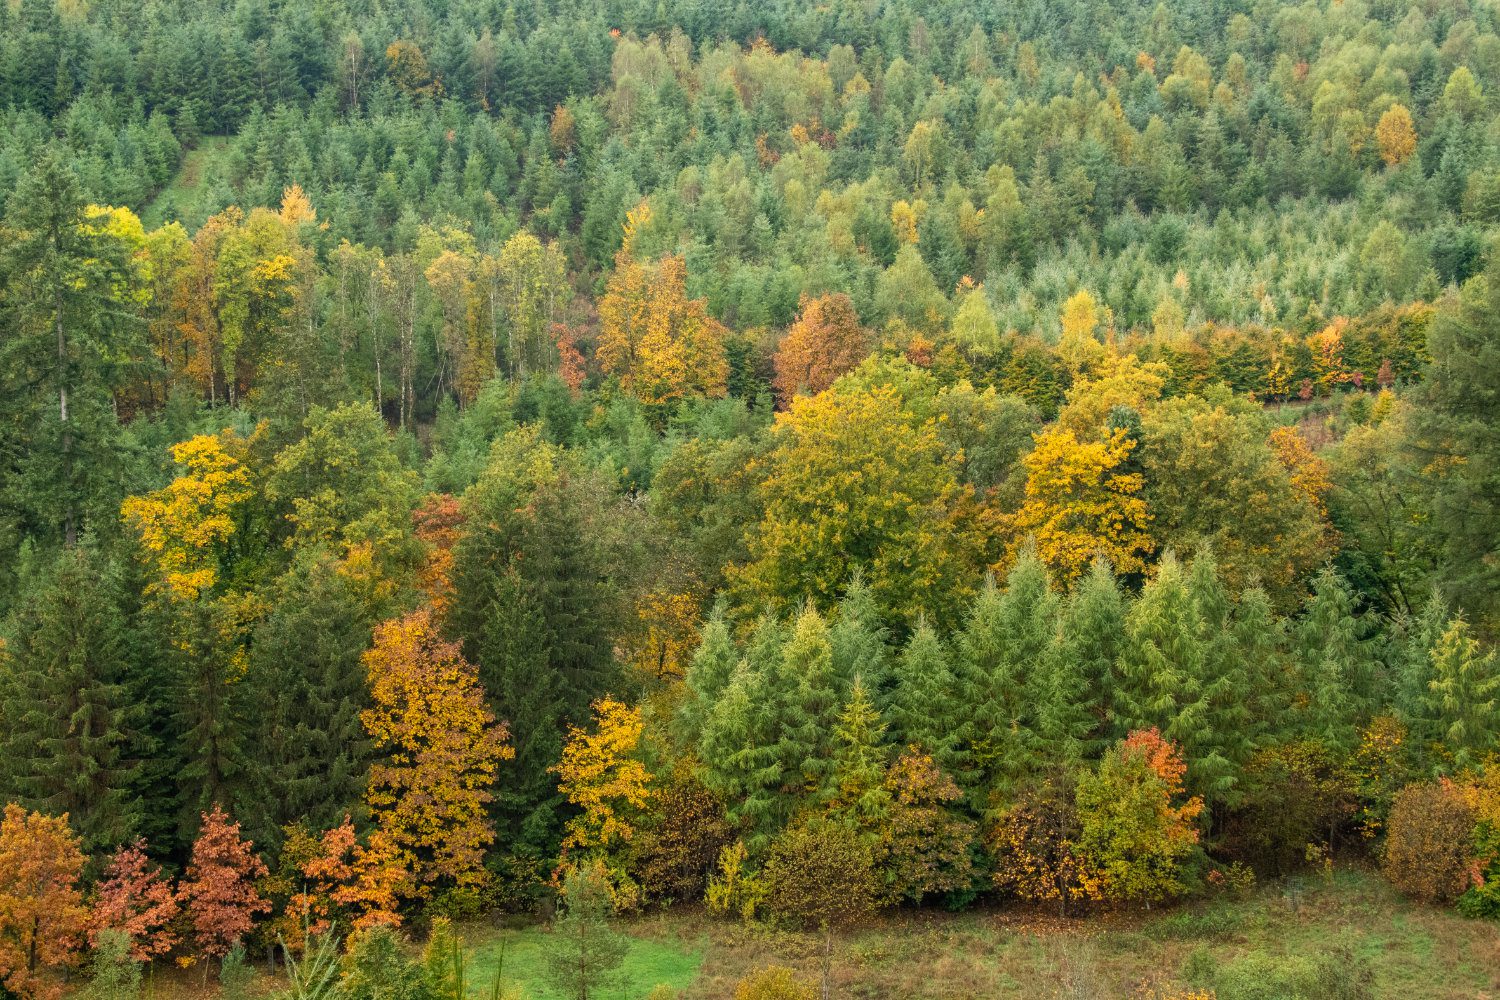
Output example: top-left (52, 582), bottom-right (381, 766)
top-left (699, 662), bottom-right (782, 851)
top-left (828, 573), bottom-right (891, 694)
top-left (1232, 584), bottom-right (1290, 746)
top-left (1045, 557), bottom-right (1125, 760)
top-left (1294, 568), bottom-right (1370, 753)
top-left (958, 552), bottom-right (1059, 797)
top-left (824, 676), bottom-right (892, 842)
top-left (1183, 548), bottom-right (1253, 805)
top-left (1422, 615), bottom-right (1500, 771)
top-left (678, 604), bottom-right (738, 740)
top-left (237, 552), bottom-right (374, 852)
top-left (0, 547), bottom-right (142, 855)
top-left (886, 619), bottom-right (966, 778)
top-left (770, 605), bottom-right (845, 799)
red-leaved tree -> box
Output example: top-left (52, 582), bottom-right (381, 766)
top-left (90, 839), bottom-right (180, 961)
top-left (177, 804), bottom-right (270, 961)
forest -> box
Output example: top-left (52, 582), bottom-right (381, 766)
top-left (1, 0), bottom-right (1499, 996)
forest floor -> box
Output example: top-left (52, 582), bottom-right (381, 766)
top-left (91, 868), bottom-right (1499, 999)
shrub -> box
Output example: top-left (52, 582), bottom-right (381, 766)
top-left (83, 930), bottom-right (140, 1000)
top-left (1212, 948), bottom-right (1373, 1000)
top-left (627, 765), bottom-right (734, 906)
top-left (705, 842), bottom-right (765, 921)
top-left (734, 965), bottom-right (817, 1000)
top-left (338, 927), bottom-right (435, 1000)
top-left (989, 777), bottom-right (1103, 916)
top-left (761, 820), bottom-right (879, 931)
top-left (1383, 781), bottom-right (1477, 904)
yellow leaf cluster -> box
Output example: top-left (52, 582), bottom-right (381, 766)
top-left (1007, 426), bottom-right (1153, 584)
top-left (121, 433), bottom-right (254, 602)
top-left (553, 698), bottom-right (653, 852)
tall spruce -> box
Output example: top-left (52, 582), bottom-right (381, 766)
top-left (887, 618), bottom-right (967, 779)
top-left (1293, 568), bottom-right (1371, 752)
top-left (237, 552), bottom-right (374, 851)
top-left (1045, 557), bottom-right (1125, 760)
top-left (0, 546), bottom-right (142, 854)
top-left (1422, 615), bottom-right (1500, 771)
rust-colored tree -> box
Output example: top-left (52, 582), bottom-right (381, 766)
top-left (90, 839), bottom-right (180, 961)
top-left (772, 293), bottom-right (870, 406)
top-left (0, 805), bottom-right (89, 1000)
top-left (177, 804), bottom-right (270, 961)
top-left (362, 609), bottom-right (513, 893)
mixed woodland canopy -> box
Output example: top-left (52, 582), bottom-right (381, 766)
top-left (2, 0), bottom-right (1500, 994)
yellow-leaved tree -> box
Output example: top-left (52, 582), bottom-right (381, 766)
top-left (121, 431), bottom-right (256, 602)
top-left (362, 608), bottom-right (513, 894)
top-left (553, 698), bottom-right (653, 852)
top-left (1005, 426), bottom-right (1153, 584)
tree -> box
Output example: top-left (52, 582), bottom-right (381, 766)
top-left (735, 385), bottom-right (974, 624)
top-left (1375, 104), bottom-right (1417, 167)
top-left (1383, 781), bottom-right (1477, 905)
top-left (237, 553), bottom-right (374, 851)
top-left (121, 432), bottom-right (256, 603)
top-left (90, 840), bottom-right (179, 962)
top-left (876, 749), bottom-right (977, 905)
top-left (1422, 616), bottom-right (1500, 771)
top-left (176, 804), bottom-right (269, 962)
top-left (0, 547), bottom-right (142, 854)
top-left (545, 863), bottom-right (628, 1000)
top-left (1418, 254), bottom-right (1500, 621)
top-left (989, 777), bottom-right (1102, 915)
top-left (1075, 730), bottom-right (1204, 905)
top-left (772, 293), bottom-right (869, 405)
top-left (823, 677), bottom-right (892, 837)
top-left (1294, 568), bottom-right (1371, 753)
top-left (362, 608), bottom-right (512, 892)
top-left (1045, 557), bottom-right (1126, 758)
top-left (0, 150), bottom-right (141, 548)
top-left (597, 224), bottom-right (728, 411)
top-left (492, 230), bottom-right (568, 380)
top-left (0, 805), bottom-right (88, 1000)
top-left (1005, 426), bottom-right (1153, 585)
top-left (886, 619), bottom-right (964, 775)
top-left (554, 698), bottom-right (653, 852)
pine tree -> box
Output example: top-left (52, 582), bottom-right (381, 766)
top-left (1045, 557), bottom-right (1125, 760)
top-left (237, 553), bottom-right (374, 852)
top-left (699, 661), bottom-right (783, 850)
top-left (1422, 615), bottom-right (1500, 771)
top-left (0, 547), bottom-right (142, 855)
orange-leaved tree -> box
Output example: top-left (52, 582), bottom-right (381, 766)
top-left (177, 804), bottom-right (270, 961)
top-left (772, 293), bottom-right (869, 406)
top-left (90, 839), bottom-right (180, 961)
top-left (554, 698), bottom-right (653, 852)
top-left (362, 608), bottom-right (513, 893)
top-left (0, 805), bottom-right (89, 1000)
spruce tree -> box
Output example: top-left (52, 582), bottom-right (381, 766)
top-left (1233, 584), bottom-right (1290, 747)
top-left (699, 662), bottom-right (782, 851)
top-left (237, 553), bottom-right (373, 851)
top-left (0, 546), bottom-right (142, 854)
top-left (1422, 615), bottom-right (1500, 772)
top-left (1045, 557), bottom-right (1125, 760)
top-left (1294, 568), bottom-right (1370, 753)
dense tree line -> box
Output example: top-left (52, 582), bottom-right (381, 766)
top-left (2, 0), bottom-right (1500, 996)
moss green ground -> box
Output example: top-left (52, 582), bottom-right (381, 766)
top-left (105, 869), bottom-right (1500, 999)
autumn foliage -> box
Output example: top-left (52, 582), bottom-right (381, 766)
top-left (362, 608), bottom-right (513, 892)
top-left (0, 805), bottom-right (89, 999)
top-left (177, 804), bottom-right (270, 960)
top-left (772, 293), bottom-right (869, 406)
top-left (90, 839), bottom-right (180, 961)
